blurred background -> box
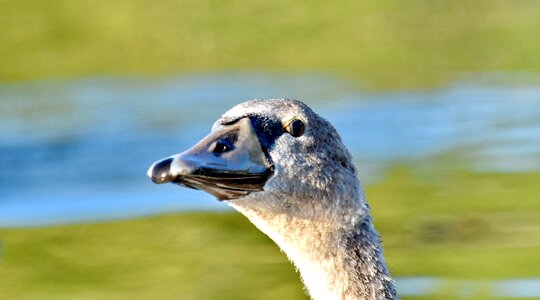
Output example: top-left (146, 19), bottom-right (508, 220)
top-left (1, 1), bottom-right (540, 299)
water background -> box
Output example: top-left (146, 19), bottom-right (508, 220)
top-left (1, 73), bottom-right (539, 227)
top-left (1, 73), bottom-right (540, 298)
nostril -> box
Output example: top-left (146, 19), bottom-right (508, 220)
top-left (149, 158), bottom-right (174, 184)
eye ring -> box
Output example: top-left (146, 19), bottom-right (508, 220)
top-left (284, 119), bottom-right (305, 137)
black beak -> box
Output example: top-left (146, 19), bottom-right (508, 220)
top-left (147, 118), bottom-right (273, 200)
top-left (148, 158), bottom-right (175, 184)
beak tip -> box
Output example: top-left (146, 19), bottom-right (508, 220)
top-left (147, 158), bottom-right (176, 184)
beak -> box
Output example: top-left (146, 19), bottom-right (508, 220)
top-left (147, 118), bottom-right (273, 200)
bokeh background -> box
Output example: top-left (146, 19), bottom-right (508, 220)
top-left (1, 1), bottom-right (540, 299)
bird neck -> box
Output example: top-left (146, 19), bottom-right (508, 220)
top-left (229, 202), bottom-right (398, 300)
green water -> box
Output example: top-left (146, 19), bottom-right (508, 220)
top-left (1, 169), bottom-right (539, 299)
top-left (2, 0), bottom-right (540, 88)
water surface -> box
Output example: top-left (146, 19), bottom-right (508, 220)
top-left (1, 74), bottom-right (539, 226)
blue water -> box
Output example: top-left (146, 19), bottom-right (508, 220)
top-left (1, 74), bottom-right (540, 227)
top-left (396, 277), bottom-right (540, 298)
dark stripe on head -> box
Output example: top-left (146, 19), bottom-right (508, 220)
top-left (248, 116), bottom-right (284, 152)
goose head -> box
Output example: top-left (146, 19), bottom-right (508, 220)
top-left (147, 99), bottom-right (396, 299)
top-left (148, 99), bottom-right (366, 225)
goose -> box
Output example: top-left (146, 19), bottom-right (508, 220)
top-left (147, 99), bottom-right (398, 300)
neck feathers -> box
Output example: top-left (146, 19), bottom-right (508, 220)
top-left (338, 217), bottom-right (398, 299)
top-left (230, 201), bottom-right (398, 300)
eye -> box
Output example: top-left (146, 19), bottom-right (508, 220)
top-left (213, 141), bottom-right (233, 154)
top-left (213, 142), bottom-right (228, 153)
top-left (284, 119), bottom-right (305, 137)
top-left (212, 131), bottom-right (238, 155)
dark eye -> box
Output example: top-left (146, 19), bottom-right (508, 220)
top-left (212, 131), bottom-right (238, 155)
top-left (284, 119), bottom-right (305, 137)
top-left (213, 141), bottom-right (232, 154)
